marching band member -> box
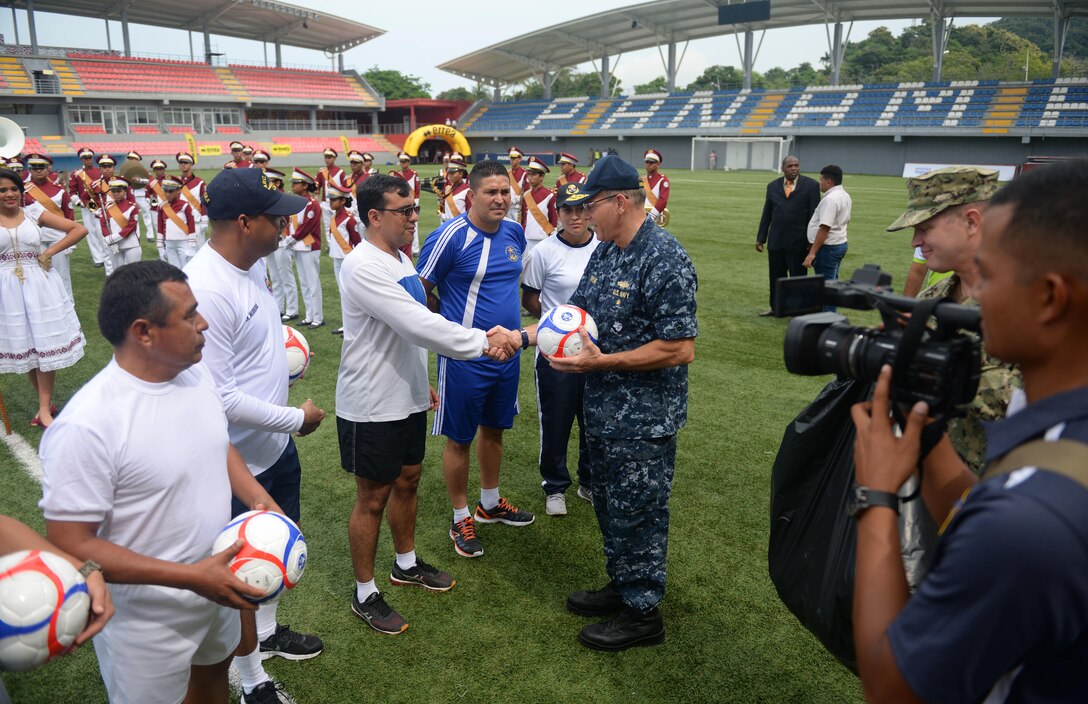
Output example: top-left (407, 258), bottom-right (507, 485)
top-left (555, 153), bottom-right (585, 191)
top-left (241, 145), bottom-right (255, 165)
top-left (345, 151), bottom-right (371, 218)
top-left (155, 175), bottom-right (196, 269)
top-left (146, 160), bottom-right (170, 256)
top-left (440, 158), bottom-right (470, 223)
top-left (224, 141), bottom-right (249, 169)
top-left (392, 152), bottom-right (421, 256)
top-left (90, 155), bottom-right (119, 275)
top-left (70, 147), bottom-right (107, 268)
top-left (287, 169), bottom-right (324, 329)
top-left (124, 151), bottom-right (155, 241)
top-left (6, 155), bottom-right (27, 181)
top-left (262, 168), bottom-right (299, 325)
top-left (327, 181), bottom-right (360, 336)
top-left (642, 149), bottom-right (670, 225)
top-left (317, 147), bottom-right (346, 234)
top-left (176, 152), bottom-right (207, 248)
top-left (251, 150), bottom-right (270, 170)
top-left (519, 157), bottom-right (558, 257)
top-left (24, 153), bottom-right (76, 299)
top-left (507, 146), bottom-right (528, 223)
top-left (99, 175), bottom-right (141, 272)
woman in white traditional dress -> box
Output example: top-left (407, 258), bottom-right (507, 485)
top-left (0, 168), bottom-right (88, 428)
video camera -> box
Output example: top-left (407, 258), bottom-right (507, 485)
top-left (775, 265), bottom-right (982, 420)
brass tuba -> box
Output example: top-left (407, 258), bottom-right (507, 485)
top-left (0, 116), bottom-right (25, 159)
top-left (120, 160), bottom-right (150, 189)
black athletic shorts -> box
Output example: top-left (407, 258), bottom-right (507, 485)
top-left (337, 411), bottom-right (427, 483)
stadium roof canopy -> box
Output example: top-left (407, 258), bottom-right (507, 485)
top-left (438, 0), bottom-right (1088, 91)
top-left (0, 0), bottom-right (385, 55)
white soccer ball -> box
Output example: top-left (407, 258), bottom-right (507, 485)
top-left (283, 325), bottom-right (311, 386)
top-left (537, 305), bottom-right (599, 358)
top-left (0, 550), bottom-right (90, 672)
top-left (212, 510), bottom-right (307, 604)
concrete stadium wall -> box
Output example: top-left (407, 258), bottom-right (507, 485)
top-left (790, 136), bottom-right (1088, 176)
top-left (466, 134), bottom-right (1088, 176)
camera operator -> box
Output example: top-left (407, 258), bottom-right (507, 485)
top-left (850, 160), bottom-right (1088, 704)
top-left (886, 166), bottom-right (1020, 474)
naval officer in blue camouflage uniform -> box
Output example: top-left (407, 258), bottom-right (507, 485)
top-left (499, 156), bottom-right (697, 650)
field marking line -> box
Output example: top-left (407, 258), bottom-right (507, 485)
top-left (672, 176), bottom-right (905, 193)
top-left (2, 429), bottom-right (43, 483)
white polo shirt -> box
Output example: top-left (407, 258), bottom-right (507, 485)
top-left (808, 184), bottom-right (852, 246)
top-left (521, 231), bottom-right (600, 313)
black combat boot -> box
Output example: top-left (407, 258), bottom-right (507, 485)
top-left (578, 606), bottom-right (665, 651)
top-left (566, 581), bottom-right (624, 617)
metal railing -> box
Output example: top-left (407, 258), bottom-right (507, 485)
top-left (247, 119), bottom-right (359, 131)
top-left (377, 123), bottom-right (409, 135)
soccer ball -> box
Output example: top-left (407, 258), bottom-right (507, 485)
top-left (0, 550), bottom-right (90, 672)
top-left (212, 510), bottom-right (307, 604)
top-left (283, 325), bottom-right (311, 386)
top-left (537, 305), bottom-right (599, 358)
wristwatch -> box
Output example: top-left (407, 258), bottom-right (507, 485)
top-left (519, 329), bottom-right (530, 350)
top-left (847, 485), bottom-right (900, 518)
top-left (78, 559), bottom-right (103, 579)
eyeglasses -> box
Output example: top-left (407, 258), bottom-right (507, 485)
top-left (29, 165), bottom-right (49, 170)
top-left (581, 194), bottom-right (619, 212)
top-left (377, 205), bottom-right (421, 217)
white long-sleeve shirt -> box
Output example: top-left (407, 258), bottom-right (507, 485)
top-left (335, 238), bottom-right (488, 423)
top-left (184, 244), bottom-right (304, 474)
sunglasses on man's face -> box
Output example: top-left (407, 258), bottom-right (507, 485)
top-left (377, 205), bottom-right (421, 217)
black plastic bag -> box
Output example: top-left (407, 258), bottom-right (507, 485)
top-left (768, 378), bottom-right (869, 672)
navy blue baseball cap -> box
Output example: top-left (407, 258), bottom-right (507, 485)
top-left (564, 155), bottom-right (642, 204)
top-left (555, 181), bottom-right (585, 208)
top-left (203, 168), bottom-right (308, 220)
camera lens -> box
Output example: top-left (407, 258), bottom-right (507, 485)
top-left (784, 313), bottom-right (848, 375)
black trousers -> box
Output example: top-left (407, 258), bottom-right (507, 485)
top-left (768, 245), bottom-right (809, 309)
top-left (535, 352), bottom-right (590, 495)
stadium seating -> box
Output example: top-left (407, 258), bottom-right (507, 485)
top-left (130, 125), bottom-right (161, 134)
top-left (67, 54), bottom-right (230, 96)
top-left (228, 65), bottom-right (376, 104)
top-left (462, 79), bottom-right (1088, 135)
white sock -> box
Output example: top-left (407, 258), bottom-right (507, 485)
top-left (453, 505), bottom-right (471, 523)
top-left (356, 579), bottom-right (378, 603)
top-left (480, 487), bottom-right (500, 510)
top-left (256, 600), bottom-right (278, 643)
top-left (236, 647), bottom-right (270, 694)
top-left (395, 550), bottom-right (417, 570)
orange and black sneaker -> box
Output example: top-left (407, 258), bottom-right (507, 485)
top-left (449, 516), bottom-right (484, 558)
top-left (473, 497), bottom-right (535, 527)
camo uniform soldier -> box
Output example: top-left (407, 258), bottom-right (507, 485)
top-left (888, 166), bottom-right (1021, 474)
top-left (543, 156), bottom-right (697, 651)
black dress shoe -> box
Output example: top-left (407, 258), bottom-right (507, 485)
top-left (567, 582), bottom-right (624, 617)
top-left (579, 607), bottom-right (665, 651)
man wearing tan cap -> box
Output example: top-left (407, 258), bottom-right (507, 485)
top-left (887, 165), bottom-right (1019, 473)
top-left (440, 158), bottom-right (470, 223)
top-left (519, 157), bottom-right (557, 256)
top-left (317, 148), bottom-right (346, 234)
top-left (641, 150), bottom-right (670, 225)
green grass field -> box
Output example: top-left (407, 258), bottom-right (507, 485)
top-left (0, 165), bottom-right (915, 703)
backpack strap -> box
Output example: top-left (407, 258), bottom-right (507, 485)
top-left (982, 439), bottom-right (1088, 489)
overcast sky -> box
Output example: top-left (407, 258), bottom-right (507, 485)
top-left (2, 3), bottom-right (997, 94)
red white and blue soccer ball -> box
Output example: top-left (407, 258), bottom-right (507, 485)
top-left (0, 550), bottom-right (90, 672)
top-left (213, 510), bottom-right (307, 604)
top-left (283, 325), bottom-right (311, 387)
top-left (537, 305), bottom-right (599, 358)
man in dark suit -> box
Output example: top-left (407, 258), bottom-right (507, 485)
top-left (755, 156), bottom-right (820, 315)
